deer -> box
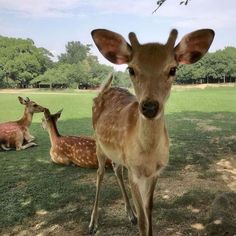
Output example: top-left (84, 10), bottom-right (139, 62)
top-left (88, 28), bottom-right (215, 235)
top-left (0, 96), bottom-right (45, 151)
top-left (42, 108), bottom-right (112, 168)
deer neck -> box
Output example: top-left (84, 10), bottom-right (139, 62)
top-left (18, 108), bottom-right (33, 127)
top-left (137, 110), bottom-right (166, 152)
top-left (47, 121), bottom-right (60, 145)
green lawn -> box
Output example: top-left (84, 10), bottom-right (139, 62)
top-left (0, 86), bottom-right (235, 235)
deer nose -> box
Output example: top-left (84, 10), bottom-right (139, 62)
top-left (140, 100), bottom-right (159, 119)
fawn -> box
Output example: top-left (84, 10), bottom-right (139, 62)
top-left (42, 108), bottom-right (111, 168)
top-left (89, 28), bottom-right (214, 235)
top-left (0, 96), bottom-right (44, 151)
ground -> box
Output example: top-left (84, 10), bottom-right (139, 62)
top-left (0, 85), bottom-right (235, 236)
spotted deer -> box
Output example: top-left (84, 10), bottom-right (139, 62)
top-left (0, 96), bottom-right (44, 151)
top-left (42, 108), bottom-right (112, 168)
top-left (88, 28), bottom-right (214, 235)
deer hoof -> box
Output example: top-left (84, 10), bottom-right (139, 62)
top-left (88, 224), bottom-right (98, 234)
top-left (130, 214), bottom-right (137, 225)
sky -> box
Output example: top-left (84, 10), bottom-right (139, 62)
top-left (0, 0), bottom-right (236, 71)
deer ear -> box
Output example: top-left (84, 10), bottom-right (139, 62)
top-left (55, 109), bottom-right (63, 119)
top-left (43, 108), bottom-right (50, 117)
top-left (175, 29), bottom-right (215, 64)
top-left (91, 29), bottom-right (132, 64)
top-left (18, 96), bottom-right (27, 105)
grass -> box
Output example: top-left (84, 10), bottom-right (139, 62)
top-left (0, 86), bottom-right (236, 235)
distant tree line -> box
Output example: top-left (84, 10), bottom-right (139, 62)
top-left (0, 35), bottom-right (236, 89)
top-left (176, 47), bottom-right (236, 84)
top-left (0, 36), bottom-right (131, 89)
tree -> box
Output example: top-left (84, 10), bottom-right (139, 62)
top-left (176, 47), bottom-right (236, 84)
top-left (113, 71), bottom-right (132, 88)
top-left (58, 41), bottom-right (92, 64)
top-left (0, 36), bottom-right (53, 88)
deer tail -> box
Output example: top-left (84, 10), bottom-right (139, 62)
top-left (100, 72), bottom-right (113, 94)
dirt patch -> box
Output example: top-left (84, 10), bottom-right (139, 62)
top-left (197, 122), bottom-right (221, 132)
top-left (182, 118), bottom-right (222, 132)
top-left (205, 192), bottom-right (236, 236)
top-left (1, 156), bottom-right (235, 236)
top-left (216, 156), bottom-right (236, 191)
top-left (173, 83), bottom-right (236, 90)
top-left (0, 88), bottom-right (97, 95)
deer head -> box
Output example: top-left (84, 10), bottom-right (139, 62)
top-left (18, 96), bottom-right (45, 114)
top-left (91, 29), bottom-right (214, 119)
top-left (42, 108), bottom-right (63, 130)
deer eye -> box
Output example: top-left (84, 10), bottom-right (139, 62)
top-left (169, 67), bottom-right (177, 76)
top-left (127, 67), bottom-right (135, 76)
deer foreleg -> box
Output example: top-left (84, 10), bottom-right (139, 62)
top-left (28, 134), bottom-right (35, 142)
top-left (89, 147), bottom-right (106, 234)
top-left (113, 163), bottom-right (137, 225)
top-left (16, 142), bottom-right (37, 151)
top-left (129, 173), bottom-right (157, 236)
top-left (24, 130), bottom-right (35, 142)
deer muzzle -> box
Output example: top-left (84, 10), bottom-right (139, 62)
top-left (140, 100), bottom-right (159, 119)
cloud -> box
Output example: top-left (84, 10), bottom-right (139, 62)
top-left (0, 0), bottom-right (235, 30)
top-left (83, 0), bottom-right (154, 16)
top-left (0, 0), bottom-right (163, 18)
top-left (156, 0), bottom-right (236, 30)
top-left (0, 0), bottom-right (82, 18)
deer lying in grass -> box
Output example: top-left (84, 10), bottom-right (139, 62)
top-left (42, 108), bottom-right (112, 168)
top-left (0, 96), bottom-right (44, 151)
top-left (89, 28), bottom-right (214, 235)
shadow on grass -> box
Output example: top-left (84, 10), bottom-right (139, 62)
top-left (0, 111), bottom-right (235, 234)
top-left (0, 117), bottom-right (121, 232)
top-left (165, 111), bottom-right (236, 172)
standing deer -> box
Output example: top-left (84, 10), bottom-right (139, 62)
top-left (0, 96), bottom-right (45, 151)
top-left (89, 28), bottom-right (214, 235)
top-left (42, 108), bottom-right (112, 168)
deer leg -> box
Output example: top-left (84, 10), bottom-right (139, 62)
top-left (24, 130), bottom-right (35, 142)
top-left (128, 172), bottom-right (147, 236)
top-left (50, 149), bottom-right (71, 165)
top-left (113, 163), bottom-right (137, 225)
top-left (128, 173), bottom-right (157, 236)
top-left (89, 146), bottom-right (106, 234)
top-left (142, 176), bottom-right (158, 236)
top-left (1, 144), bottom-right (11, 151)
top-left (28, 135), bottom-right (35, 142)
top-left (16, 142), bottom-right (37, 151)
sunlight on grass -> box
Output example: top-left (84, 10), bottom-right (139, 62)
top-left (0, 87), bottom-right (235, 235)
top-left (21, 198), bottom-right (32, 207)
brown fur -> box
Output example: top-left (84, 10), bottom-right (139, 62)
top-left (0, 97), bottom-right (44, 151)
top-left (42, 108), bottom-right (112, 168)
top-left (89, 28), bottom-right (215, 236)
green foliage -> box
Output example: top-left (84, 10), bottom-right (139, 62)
top-left (113, 71), bottom-right (132, 88)
top-left (0, 36), bottom-right (53, 88)
top-left (32, 40), bottom-right (129, 89)
top-left (176, 47), bottom-right (236, 84)
top-left (58, 41), bottom-right (92, 64)
top-left (0, 35), bottom-right (130, 89)
top-left (3, 34), bottom-right (236, 89)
